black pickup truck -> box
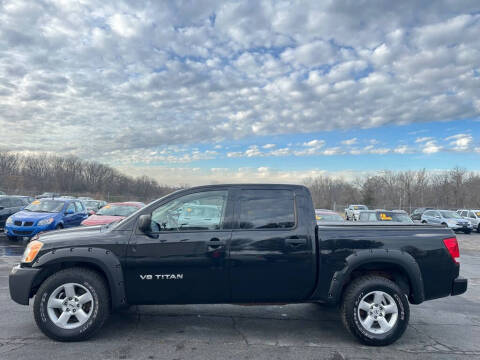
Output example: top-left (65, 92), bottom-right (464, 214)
top-left (9, 184), bottom-right (467, 345)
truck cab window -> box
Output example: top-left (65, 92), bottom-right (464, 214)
top-left (238, 189), bottom-right (295, 229)
top-left (150, 190), bottom-right (228, 231)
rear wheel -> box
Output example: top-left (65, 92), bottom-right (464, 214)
top-left (341, 276), bottom-right (409, 346)
top-left (33, 267), bottom-right (110, 341)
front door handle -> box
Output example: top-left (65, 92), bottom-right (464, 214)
top-left (285, 237), bottom-right (307, 247)
top-left (208, 237), bottom-right (225, 249)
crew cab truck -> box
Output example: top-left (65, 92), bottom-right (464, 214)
top-left (9, 184), bottom-right (467, 345)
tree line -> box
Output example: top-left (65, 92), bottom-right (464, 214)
top-left (305, 167), bottom-right (479, 212)
top-left (0, 151), bottom-right (178, 202)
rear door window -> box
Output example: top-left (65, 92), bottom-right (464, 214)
top-left (237, 189), bottom-right (295, 229)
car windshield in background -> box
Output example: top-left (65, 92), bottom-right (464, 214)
top-left (24, 200), bottom-right (65, 213)
top-left (316, 213), bottom-right (344, 221)
top-left (84, 201), bottom-right (100, 208)
top-left (96, 205), bottom-right (138, 217)
top-left (440, 211), bottom-right (462, 219)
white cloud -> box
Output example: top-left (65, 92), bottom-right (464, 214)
top-left (262, 143), bottom-right (276, 149)
top-left (446, 133), bottom-right (472, 151)
top-left (341, 138), bottom-right (357, 145)
top-left (0, 0), bottom-right (478, 172)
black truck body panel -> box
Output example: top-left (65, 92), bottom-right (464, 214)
top-left (9, 184), bottom-right (467, 309)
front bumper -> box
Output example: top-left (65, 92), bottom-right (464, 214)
top-left (4, 223), bottom-right (54, 239)
top-left (9, 264), bottom-right (41, 305)
top-left (451, 277), bottom-right (468, 296)
top-left (448, 224), bottom-right (473, 231)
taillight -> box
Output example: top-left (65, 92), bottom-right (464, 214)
top-left (443, 237), bottom-right (460, 263)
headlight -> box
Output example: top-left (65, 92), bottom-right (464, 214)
top-left (6, 216), bottom-right (13, 225)
top-left (37, 218), bottom-right (54, 226)
top-left (22, 240), bottom-right (43, 263)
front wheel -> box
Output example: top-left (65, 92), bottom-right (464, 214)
top-left (33, 267), bottom-right (110, 341)
top-left (341, 276), bottom-right (409, 346)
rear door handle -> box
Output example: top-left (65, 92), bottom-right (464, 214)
top-left (208, 237), bottom-right (225, 249)
top-left (285, 237), bottom-right (306, 247)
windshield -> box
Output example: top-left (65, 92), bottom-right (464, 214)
top-left (440, 211), bottom-right (462, 219)
top-left (377, 212), bottom-right (413, 223)
top-left (24, 200), bottom-right (65, 213)
top-left (353, 205), bottom-right (367, 210)
top-left (316, 213), bottom-right (344, 222)
top-left (84, 200), bottom-right (100, 208)
top-left (96, 204), bottom-right (139, 217)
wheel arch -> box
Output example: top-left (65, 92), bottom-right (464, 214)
top-left (31, 247), bottom-right (127, 310)
top-left (330, 249), bottom-right (425, 305)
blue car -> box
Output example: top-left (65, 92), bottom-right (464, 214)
top-left (4, 198), bottom-right (88, 241)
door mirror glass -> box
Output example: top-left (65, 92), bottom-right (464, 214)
top-left (138, 214), bottom-right (152, 233)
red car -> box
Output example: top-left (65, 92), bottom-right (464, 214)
top-left (81, 202), bottom-right (144, 226)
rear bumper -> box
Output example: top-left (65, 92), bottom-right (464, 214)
top-left (451, 277), bottom-right (468, 296)
top-left (9, 264), bottom-right (41, 305)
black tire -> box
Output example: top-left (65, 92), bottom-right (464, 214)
top-left (33, 267), bottom-right (110, 341)
top-left (477, 224), bottom-right (480, 233)
top-left (341, 276), bottom-right (410, 346)
top-left (55, 224), bottom-right (63, 230)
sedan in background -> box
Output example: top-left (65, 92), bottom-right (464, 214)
top-left (421, 209), bottom-right (473, 234)
top-left (315, 209), bottom-right (345, 223)
top-left (359, 210), bottom-right (414, 223)
top-left (0, 196), bottom-right (30, 230)
top-left (4, 198), bottom-right (88, 241)
top-left (410, 207), bottom-right (434, 221)
top-left (81, 202), bottom-right (144, 226)
top-left (83, 199), bottom-right (107, 215)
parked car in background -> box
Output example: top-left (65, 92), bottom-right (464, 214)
top-left (457, 209), bottom-right (480, 233)
top-left (315, 209), bottom-right (345, 223)
top-left (81, 201), bottom-right (144, 226)
top-left (421, 209), bottom-right (472, 234)
top-left (0, 196), bottom-right (31, 230)
top-left (82, 199), bottom-right (107, 215)
top-left (36, 192), bottom-right (60, 199)
top-left (4, 198), bottom-right (88, 241)
top-left (410, 207), bottom-right (434, 221)
top-left (359, 210), bottom-right (414, 223)
top-left (345, 204), bottom-right (368, 221)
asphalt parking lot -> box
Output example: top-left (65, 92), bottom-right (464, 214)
top-left (0, 233), bottom-right (479, 360)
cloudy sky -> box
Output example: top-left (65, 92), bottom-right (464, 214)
top-left (0, 0), bottom-right (479, 185)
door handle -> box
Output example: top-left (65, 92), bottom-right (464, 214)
top-left (208, 237), bottom-right (225, 249)
top-left (285, 237), bottom-right (306, 247)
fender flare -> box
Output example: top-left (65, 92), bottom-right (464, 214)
top-left (329, 249), bottom-right (425, 304)
top-left (33, 247), bottom-right (127, 309)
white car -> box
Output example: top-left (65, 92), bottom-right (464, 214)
top-left (457, 209), bottom-right (480, 233)
top-left (345, 204), bottom-right (368, 221)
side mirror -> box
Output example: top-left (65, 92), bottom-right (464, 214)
top-left (138, 214), bottom-right (152, 233)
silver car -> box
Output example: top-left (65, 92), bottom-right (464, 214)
top-left (456, 209), bottom-right (480, 233)
top-left (421, 209), bottom-right (473, 234)
top-left (345, 204), bottom-right (368, 221)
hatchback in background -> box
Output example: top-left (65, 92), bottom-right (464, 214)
top-left (4, 198), bottom-right (88, 241)
top-left (457, 209), bottom-right (480, 233)
top-left (421, 209), bottom-right (472, 234)
top-left (359, 210), bottom-right (414, 223)
top-left (315, 209), bottom-right (345, 223)
top-left (0, 196), bottom-right (30, 230)
top-left (81, 202), bottom-right (144, 226)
